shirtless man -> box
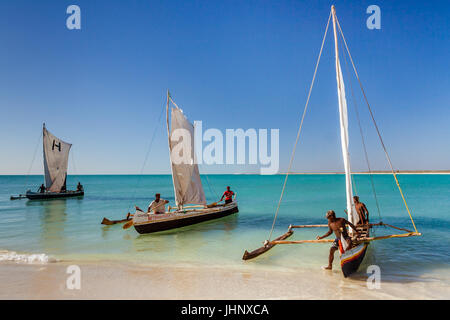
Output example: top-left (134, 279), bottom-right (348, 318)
top-left (316, 210), bottom-right (359, 270)
top-left (353, 196), bottom-right (369, 225)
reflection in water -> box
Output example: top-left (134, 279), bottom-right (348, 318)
top-left (130, 214), bottom-right (240, 264)
top-left (27, 199), bottom-right (68, 255)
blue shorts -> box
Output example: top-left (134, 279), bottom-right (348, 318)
top-left (332, 238), bottom-right (340, 249)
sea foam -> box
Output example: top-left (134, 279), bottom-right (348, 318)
top-left (0, 250), bottom-right (56, 264)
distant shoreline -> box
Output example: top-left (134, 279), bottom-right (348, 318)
top-left (1, 171), bottom-right (450, 176)
top-left (281, 171), bottom-right (450, 175)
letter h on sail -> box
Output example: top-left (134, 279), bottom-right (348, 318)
top-left (52, 140), bottom-right (61, 152)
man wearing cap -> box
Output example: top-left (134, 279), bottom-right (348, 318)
top-left (316, 210), bottom-right (360, 270)
top-left (135, 193), bottom-right (169, 214)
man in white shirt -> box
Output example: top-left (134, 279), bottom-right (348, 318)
top-left (136, 193), bottom-right (169, 214)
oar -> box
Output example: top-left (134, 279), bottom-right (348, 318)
top-left (101, 213), bottom-right (133, 225)
top-left (123, 219), bottom-right (134, 230)
top-left (123, 201), bottom-right (167, 230)
top-left (206, 199), bottom-right (223, 208)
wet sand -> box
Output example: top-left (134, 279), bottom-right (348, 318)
top-left (0, 261), bottom-right (447, 300)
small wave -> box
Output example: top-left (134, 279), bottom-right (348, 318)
top-left (0, 250), bottom-right (57, 264)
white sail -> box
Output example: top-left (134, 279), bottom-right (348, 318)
top-left (332, 7), bottom-right (358, 226)
top-left (43, 125), bottom-right (72, 192)
top-left (167, 96), bottom-right (206, 206)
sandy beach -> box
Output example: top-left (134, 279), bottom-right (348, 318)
top-left (1, 174), bottom-right (450, 300)
top-left (1, 260), bottom-right (448, 300)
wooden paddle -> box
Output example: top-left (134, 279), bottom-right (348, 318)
top-left (123, 219), bottom-right (134, 229)
top-left (101, 214), bottom-right (133, 225)
top-left (206, 199), bottom-right (223, 208)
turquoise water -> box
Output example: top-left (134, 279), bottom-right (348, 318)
top-left (0, 174), bottom-right (449, 282)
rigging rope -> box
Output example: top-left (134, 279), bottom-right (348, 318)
top-left (335, 16), bottom-right (417, 232)
top-left (339, 31), bottom-right (382, 222)
top-left (128, 99), bottom-right (166, 211)
top-left (267, 11), bottom-right (332, 242)
top-left (204, 172), bottom-right (219, 200)
top-left (25, 131), bottom-right (43, 189)
top-left (191, 121), bottom-right (220, 201)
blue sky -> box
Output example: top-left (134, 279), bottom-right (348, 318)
top-left (0, 0), bottom-right (448, 174)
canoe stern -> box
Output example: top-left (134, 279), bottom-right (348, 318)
top-left (340, 242), bottom-right (369, 277)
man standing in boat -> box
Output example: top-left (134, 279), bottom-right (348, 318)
top-left (136, 193), bottom-right (169, 214)
top-left (220, 186), bottom-right (235, 204)
top-left (353, 196), bottom-right (369, 225)
top-left (38, 184), bottom-right (46, 193)
top-left (317, 210), bottom-right (359, 270)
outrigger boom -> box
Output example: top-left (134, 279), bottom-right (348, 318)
top-left (243, 223), bottom-right (421, 261)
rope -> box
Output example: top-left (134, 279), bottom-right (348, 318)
top-left (335, 16), bottom-right (417, 233)
top-left (191, 120), bottom-right (220, 201)
top-left (128, 99), bottom-right (166, 211)
top-left (267, 11), bottom-right (332, 242)
top-left (338, 30), bottom-right (382, 222)
top-left (204, 173), bottom-right (219, 200)
top-left (25, 131), bottom-right (42, 189)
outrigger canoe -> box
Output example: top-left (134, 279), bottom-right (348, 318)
top-left (26, 190), bottom-right (84, 200)
top-left (125, 92), bottom-right (239, 234)
top-left (132, 201), bottom-right (238, 234)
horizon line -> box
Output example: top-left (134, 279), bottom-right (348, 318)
top-left (2, 170), bottom-right (450, 176)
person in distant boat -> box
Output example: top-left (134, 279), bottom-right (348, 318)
top-left (38, 184), bottom-right (46, 193)
top-left (316, 210), bottom-right (360, 270)
top-left (136, 193), bottom-right (169, 214)
top-left (60, 185), bottom-right (67, 193)
top-left (353, 196), bottom-right (369, 225)
top-left (220, 186), bottom-right (235, 204)
top-left (76, 182), bottom-right (83, 192)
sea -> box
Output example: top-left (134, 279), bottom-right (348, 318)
top-left (0, 174), bottom-right (449, 297)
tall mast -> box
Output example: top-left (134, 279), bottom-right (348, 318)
top-left (331, 6), bottom-right (357, 229)
top-left (166, 90), bottom-right (179, 208)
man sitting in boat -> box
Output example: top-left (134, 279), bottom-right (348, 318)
top-left (353, 196), bottom-right (369, 225)
top-left (220, 186), bottom-right (235, 204)
top-left (135, 193), bottom-right (169, 214)
top-left (38, 184), bottom-right (46, 193)
top-left (76, 182), bottom-right (84, 192)
top-left (316, 210), bottom-right (360, 270)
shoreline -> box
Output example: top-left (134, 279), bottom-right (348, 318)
top-left (1, 259), bottom-right (448, 300)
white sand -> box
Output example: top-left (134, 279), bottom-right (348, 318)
top-left (0, 261), bottom-right (448, 299)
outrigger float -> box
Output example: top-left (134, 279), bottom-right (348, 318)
top-left (117, 91), bottom-right (238, 234)
top-left (242, 6), bottom-right (421, 278)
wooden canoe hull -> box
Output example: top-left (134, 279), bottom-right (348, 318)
top-left (340, 242), bottom-right (369, 277)
top-left (133, 204), bottom-right (238, 234)
top-left (25, 190), bottom-right (84, 200)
